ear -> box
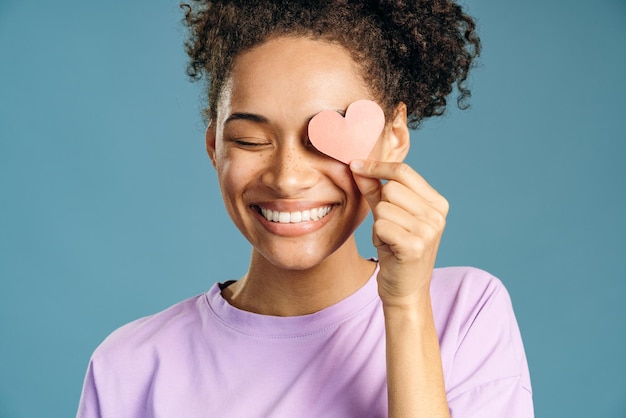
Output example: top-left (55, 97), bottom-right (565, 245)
top-left (205, 123), bottom-right (217, 169)
top-left (378, 102), bottom-right (410, 163)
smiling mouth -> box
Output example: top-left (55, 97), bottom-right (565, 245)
top-left (253, 205), bottom-right (333, 223)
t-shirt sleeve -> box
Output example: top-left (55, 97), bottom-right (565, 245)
top-left (448, 376), bottom-right (533, 418)
top-left (434, 268), bottom-right (533, 417)
top-left (76, 359), bottom-right (101, 418)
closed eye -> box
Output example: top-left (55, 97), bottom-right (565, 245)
top-left (232, 138), bottom-right (270, 147)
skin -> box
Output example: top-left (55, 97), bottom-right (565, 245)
top-left (205, 36), bottom-right (450, 417)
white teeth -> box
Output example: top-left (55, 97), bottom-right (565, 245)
top-left (290, 211), bottom-right (302, 223)
top-left (259, 206), bottom-right (332, 223)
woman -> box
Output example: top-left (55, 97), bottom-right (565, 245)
top-left (77, 1), bottom-right (533, 416)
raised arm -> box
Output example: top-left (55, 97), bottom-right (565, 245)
top-left (350, 159), bottom-right (450, 418)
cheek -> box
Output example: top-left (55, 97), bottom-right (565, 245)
top-left (336, 164), bottom-right (371, 216)
top-left (329, 164), bottom-right (361, 196)
top-left (216, 151), bottom-right (265, 194)
top-left (326, 163), bottom-right (369, 215)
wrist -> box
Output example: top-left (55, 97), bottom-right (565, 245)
top-left (379, 286), bottom-right (432, 311)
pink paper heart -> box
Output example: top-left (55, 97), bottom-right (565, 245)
top-left (308, 99), bottom-right (385, 164)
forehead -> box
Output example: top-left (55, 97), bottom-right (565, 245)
top-left (216, 37), bottom-right (374, 127)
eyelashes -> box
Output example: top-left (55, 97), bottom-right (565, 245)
top-left (227, 137), bottom-right (271, 147)
top-left (235, 139), bottom-right (267, 147)
top-left (228, 136), bottom-right (317, 150)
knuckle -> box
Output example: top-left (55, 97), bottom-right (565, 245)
top-left (394, 162), bottom-right (411, 178)
top-left (432, 210), bottom-right (447, 230)
top-left (439, 196), bottom-right (450, 215)
top-left (379, 182), bottom-right (396, 202)
top-left (407, 238), bottom-right (426, 256)
top-left (427, 227), bottom-right (440, 243)
top-left (366, 160), bottom-right (381, 175)
top-left (385, 179), bottom-right (401, 193)
top-left (415, 222), bottom-right (440, 245)
top-left (372, 218), bottom-right (388, 237)
top-left (374, 201), bottom-right (393, 218)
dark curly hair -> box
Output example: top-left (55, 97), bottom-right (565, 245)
top-left (181, 0), bottom-right (480, 128)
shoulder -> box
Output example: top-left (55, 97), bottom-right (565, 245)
top-left (431, 267), bottom-right (534, 416)
top-left (430, 266), bottom-right (517, 352)
top-left (430, 266), bottom-right (520, 347)
top-left (77, 290), bottom-right (218, 417)
top-left (430, 266), bottom-right (510, 318)
top-left (90, 291), bottom-right (211, 366)
top-left (432, 265), bottom-right (503, 292)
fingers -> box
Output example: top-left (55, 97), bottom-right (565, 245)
top-left (350, 159), bottom-right (449, 217)
top-left (373, 217), bottom-right (441, 263)
top-left (372, 197), bottom-right (445, 258)
top-left (350, 159), bottom-right (447, 266)
top-left (350, 161), bottom-right (448, 304)
top-left (350, 159), bottom-right (425, 188)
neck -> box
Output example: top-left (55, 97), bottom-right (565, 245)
top-left (222, 238), bottom-right (377, 316)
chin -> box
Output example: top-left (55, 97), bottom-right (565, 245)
top-left (253, 239), bottom-right (342, 273)
top-left (265, 251), bottom-right (329, 273)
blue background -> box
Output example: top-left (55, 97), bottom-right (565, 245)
top-left (1, 0), bottom-right (625, 417)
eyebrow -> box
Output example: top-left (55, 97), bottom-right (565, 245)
top-left (223, 109), bottom-right (347, 126)
top-left (224, 112), bottom-right (271, 126)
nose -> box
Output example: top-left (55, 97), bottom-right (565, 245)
top-left (260, 140), bottom-right (319, 196)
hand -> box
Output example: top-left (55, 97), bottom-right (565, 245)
top-left (351, 159), bottom-right (451, 417)
top-left (350, 159), bottom-right (449, 307)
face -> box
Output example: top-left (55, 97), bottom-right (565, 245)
top-left (206, 37), bottom-right (385, 271)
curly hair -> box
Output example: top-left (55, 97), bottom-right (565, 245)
top-left (181, 0), bottom-right (480, 128)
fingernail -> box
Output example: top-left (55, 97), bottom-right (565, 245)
top-left (350, 160), bottom-right (364, 170)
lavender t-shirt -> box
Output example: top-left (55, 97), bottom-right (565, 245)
top-left (77, 266), bottom-right (533, 417)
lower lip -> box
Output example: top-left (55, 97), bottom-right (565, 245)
top-left (252, 207), bottom-right (334, 237)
